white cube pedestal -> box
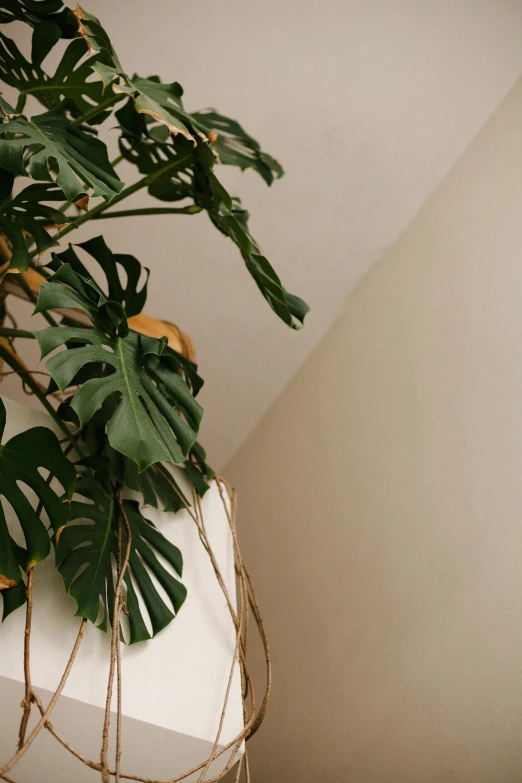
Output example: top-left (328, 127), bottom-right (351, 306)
top-left (0, 396), bottom-right (244, 782)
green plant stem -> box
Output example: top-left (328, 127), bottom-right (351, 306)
top-left (0, 327), bottom-right (34, 339)
top-left (70, 93), bottom-right (125, 128)
top-left (93, 206), bottom-right (202, 219)
top-left (0, 342), bottom-right (84, 457)
top-left (110, 154), bottom-right (124, 168)
top-left (15, 93), bottom-right (27, 114)
top-left (31, 153), bottom-right (194, 257)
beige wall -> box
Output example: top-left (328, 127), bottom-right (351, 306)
top-left (225, 79), bottom-right (522, 782)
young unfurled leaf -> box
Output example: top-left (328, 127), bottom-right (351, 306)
top-left (56, 474), bottom-right (186, 643)
top-left (0, 173), bottom-right (72, 270)
top-left (0, 396), bottom-right (76, 617)
top-left (0, 102), bottom-right (122, 202)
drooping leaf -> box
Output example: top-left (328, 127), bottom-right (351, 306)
top-left (193, 109), bottom-right (284, 185)
top-left (33, 262), bottom-right (203, 471)
top-left (55, 474), bottom-right (186, 643)
top-left (0, 0), bottom-right (77, 36)
top-left (0, 173), bottom-right (71, 270)
top-left (194, 147), bottom-right (310, 328)
top-left (0, 395), bottom-right (76, 606)
top-left (116, 109), bottom-right (309, 328)
top-left (0, 32), bottom-right (114, 122)
top-left (0, 102), bottom-right (122, 202)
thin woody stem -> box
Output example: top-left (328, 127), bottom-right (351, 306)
top-left (0, 328), bottom-right (34, 340)
top-left (17, 567), bottom-right (34, 750)
top-left (0, 341), bottom-right (84, 457)
top-left (100, 489), bottom-right (132, 783)
top-left (0, 620), bottom-right (87, 777)
top-left (30, 153), bottom-right (194, 260)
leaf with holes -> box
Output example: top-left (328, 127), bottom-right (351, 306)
top-left (0, 102), bottom-right (122, 202)
top-left (0, 396), bottom-right (76, 614)
top-left (55, 474), bottom-right (186, 643)
top-left (0, 172), bottom-right (72, 270)
top-left (0, 31), bottom-right (115, 122)
top-left (47, 235), bottom-right (149, 318)
top-left (34, 323), bottom-right (202, 471)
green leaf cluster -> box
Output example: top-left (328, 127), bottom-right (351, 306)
top-left (0, 0), bottom-right (309, 638)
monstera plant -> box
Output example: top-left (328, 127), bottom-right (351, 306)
top-left (0, 0), bottom-right (308, 641)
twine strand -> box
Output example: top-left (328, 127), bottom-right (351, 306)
top-left (0, 477), bottom-right (269, 783)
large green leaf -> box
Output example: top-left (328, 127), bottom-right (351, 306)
top-left (56, 474), bottom-right (186, 643)
top-left (0, 171), bottom-right (72, 270)
top-left (57, 371), bottom-right (210, 514)
top-left (34, 326), bottom-right (202, 471)
top-left (0, 396), bottom-right (76, 616)
top-left (0, 102), bottom-right (122, 202)
top-left (0, 31), bottom-right (113, 122)
top-left (33, 261), bottom-right (203, 471)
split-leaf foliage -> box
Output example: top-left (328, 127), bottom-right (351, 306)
top-left (0, 0), bottom-right (309, 641)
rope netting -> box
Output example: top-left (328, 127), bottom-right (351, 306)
top-left (0, 476), bottom-right (270, 783)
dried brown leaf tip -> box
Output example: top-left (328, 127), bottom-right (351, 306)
top-left (75, 195), bottom-right (90, 213)
top-left (111, 84), bottom-right (128, 96)
top-left (0, 575), bottom-right (16, 591)
top-left (73, 5), bottom-right (93, 52)
top-left (137, 108), bottom-right (197, 146)
top-left (207, 131), bottom-right (218, 146)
